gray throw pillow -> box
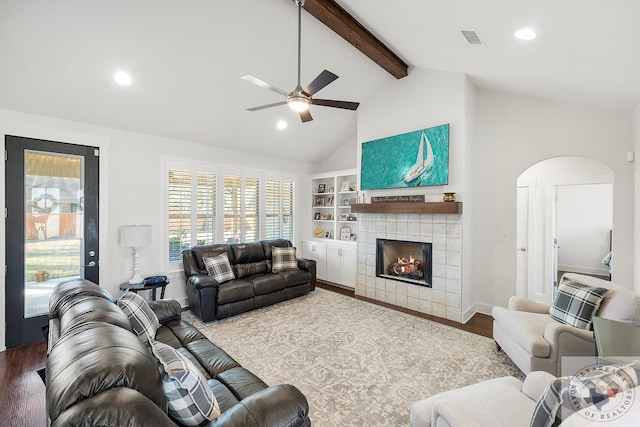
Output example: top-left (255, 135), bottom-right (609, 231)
top-left (203, 252), bottom-right (236, 283)
top-left (117, 291), bottom-right (160, 345)
top-left (150, 340), bottom-right (220, 425)
top-left (549, 280), bottom-right (608, 330)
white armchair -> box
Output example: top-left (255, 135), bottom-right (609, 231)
top-left (492, 273), bottom-right (640, 376)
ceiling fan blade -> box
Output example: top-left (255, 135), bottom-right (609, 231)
top-left (246, 101), bottom-right (287, 111)
top-left (299, 109), bottom-right (313, 122)
top-left (303, 70), bottom-right (338, 96)
top-left (311, 99), bottom-right (360, 111)
top-left (240, 75), bottom-right (288, 97)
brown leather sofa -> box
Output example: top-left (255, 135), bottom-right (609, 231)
top-left (46, 279), bottom-right (311, 426)
top-left (182, 239), bottom-right (316, 322)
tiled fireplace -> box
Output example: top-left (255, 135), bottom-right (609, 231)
top-left (356, 213), bottom-right (462, 322)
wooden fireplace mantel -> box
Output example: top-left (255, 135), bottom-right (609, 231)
top-left (350, 202), bottom-right (462, 214)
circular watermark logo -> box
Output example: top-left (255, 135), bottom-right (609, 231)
top-left (567, 362), bottom-right (636, 422)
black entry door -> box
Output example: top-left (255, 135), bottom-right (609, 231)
top-left (5, 135), bottom-right (99, 348)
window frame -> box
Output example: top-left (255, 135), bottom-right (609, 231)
top-left (165, 160), bottom-right (296, 272)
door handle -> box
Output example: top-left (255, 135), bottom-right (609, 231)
top-left (85, 261), bottom-right (97, 267)
top-left (517, 247), bottom-right (527, 252)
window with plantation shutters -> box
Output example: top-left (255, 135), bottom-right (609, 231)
top-left (168, 169), bottom-right (192, 263)
top-left (265, 177), bottom-right (295, 241)
top-left (223, 174), bottom-right (260, 243)
top-left (281, 178), bottom-right (295, 240)
top-left (196, 172), bottom-right (215, 246)
top-left (167, 162), bottom-right (295, 268)
top-left (265, 179), bottom-right (280, 239)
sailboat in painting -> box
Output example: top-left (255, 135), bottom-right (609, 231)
top-left (404, 131), bottom-right (434, 183)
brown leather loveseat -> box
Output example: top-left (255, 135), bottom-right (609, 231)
top-left (182, 239), bottom-right (316, 322)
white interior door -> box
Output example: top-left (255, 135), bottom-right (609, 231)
top-left (516, 187), bottom-right (529, 297)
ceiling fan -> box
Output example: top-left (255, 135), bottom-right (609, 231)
top-left (241, 0), bottom-right (359, 123)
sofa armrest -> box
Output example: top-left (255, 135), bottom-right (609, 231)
top-left (148, 299), bottom-right (182, 324)
top-left (297, 258), bottom-right (316, 271)
top-left (431, 401), bottom-right (482, 427)
top-left (211, 384), bottom-right (309, 427)
top-left (543, 322), bottom-right (595, 362)
top-left (187, 274), bottom-right (220, 290)
top-left (522, 371), bottom-right (556, 401)
top-left (508, 296), bottom-right (551, 313)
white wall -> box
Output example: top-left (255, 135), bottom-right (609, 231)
top-left (634, 102), bottom-right (640, 293)
top-left (0, 108), bottom-right (313, 351)
top-left (474, 89), bottom-right (635, 310)
top-left (310, 134), bottom-right (358, 173)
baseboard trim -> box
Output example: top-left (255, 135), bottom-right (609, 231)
top-left (462, 302), bottom-right (493, 323)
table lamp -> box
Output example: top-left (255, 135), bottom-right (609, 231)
top-left (120, 225), bottom-right (152, 284)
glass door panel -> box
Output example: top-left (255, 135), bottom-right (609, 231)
top-left (24, 151), bottom-right (84, 318)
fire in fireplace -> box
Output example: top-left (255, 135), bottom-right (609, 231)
top-left (376, 238), bottom-right (432, 287)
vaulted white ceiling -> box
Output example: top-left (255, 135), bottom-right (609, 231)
top-left (1, 1), bottom-right (638, 164)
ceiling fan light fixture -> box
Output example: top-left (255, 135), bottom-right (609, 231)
top-left (287, 94), bottom-right (310, 112)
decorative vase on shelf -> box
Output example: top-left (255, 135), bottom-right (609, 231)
top-left (443, 192), bottom-right (456, 202)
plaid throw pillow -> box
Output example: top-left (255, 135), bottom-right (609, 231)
top-left (272, 246), bottom-right (298, 273)
top-left (203, 252), bottom-right (235, 284)
top-left (117, 291), bottom-right (160, 345)
top-left (531, 363), bottom-right (639, 426)
top-left (530, 376), bottom-right (570, 427)
top-left (151, 341), bottom-right (220, 426)
top-left (549, 280), bottom-right (608, 330)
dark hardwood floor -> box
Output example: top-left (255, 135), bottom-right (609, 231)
top-left (317, 282), bottom-right (494, 338)
top-left (0, 341), bottom-right (47, 426)
top-left (1, 283), bottom-right (493, 426)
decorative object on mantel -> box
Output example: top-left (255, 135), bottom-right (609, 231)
top-left (371, 195), bottom-right (425, 203)
top-left (443, 192), bottom-right (456, 202)
top-left (351, 201), bottom-right (461, 214)
top-left (361, 123), bottom-right (450, 190)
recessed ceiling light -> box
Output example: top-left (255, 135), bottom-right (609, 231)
top-left (113, 71), bottom-right (132, 86)
top-left (277, 120), bottom-right (287, 130)
top-left (514, 28), bottom-right (536, 41)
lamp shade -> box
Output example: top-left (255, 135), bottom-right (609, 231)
top-left (120, 225), bottom-right (152, 248)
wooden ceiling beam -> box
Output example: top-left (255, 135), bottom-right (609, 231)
top-left (300, 0), bottom-right (409, 79)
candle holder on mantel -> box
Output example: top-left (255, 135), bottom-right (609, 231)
top-left (443, 192), bottom-right (456, 202)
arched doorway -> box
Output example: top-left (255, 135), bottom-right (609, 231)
top-left (516, 156), bottom-right (613, 304)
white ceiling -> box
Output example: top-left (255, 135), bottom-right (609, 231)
top-left (1, 0), bottom-right (638, 164)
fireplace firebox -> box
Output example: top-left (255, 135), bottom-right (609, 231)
top-left (376, 238), bottom-right (432, 287)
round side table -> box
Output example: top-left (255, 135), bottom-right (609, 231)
top-left (120, 278), bottom-right (169, 301)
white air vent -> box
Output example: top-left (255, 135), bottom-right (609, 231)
top-left (461, 30), bottom-right (483, 45)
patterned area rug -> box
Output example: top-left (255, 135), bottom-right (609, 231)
top-left (183, 288), bottom-right (522, 426)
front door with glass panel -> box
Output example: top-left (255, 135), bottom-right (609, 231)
top-left (5, 135), bottom-right (99, 348)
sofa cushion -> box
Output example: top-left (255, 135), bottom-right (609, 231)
top-left (117, 291), bottom-right (160, 345)
top-left (191, 244), bottom-right (229, 273)
top-left (59, 296), bottom-right (132, 337)
top-left (230, 242), bottom-right (265, 264)
top-left (151, 341), bottom-right (221, 426)
top-left (203, 252), bottom-right (236, 284)
top-left (549, 280), bottom-right (608, 330)
top-left (492, 307), bottom-right (553, 357)
top-left (217, 280), bottom-right (255, 305)
top-left (277, 269), bottom-right (312, 287)
top-left (47, 322), bottom-right (166, 423)
top-left (234, 261), bottom-right (269, 279)
top-left (248, 273), bottom-right (287, 295)
top-left (185, 338), bottom-right (241, 377)
top-left (272, 246), bottom-right (299, 273)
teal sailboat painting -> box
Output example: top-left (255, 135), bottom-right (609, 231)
top-left (403, 131), bottom-right (434, 183)
top-left (361, 124), bottom-right (449, 190)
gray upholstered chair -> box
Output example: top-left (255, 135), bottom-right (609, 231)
top-left (492, 273), bottom-right (640, 376)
